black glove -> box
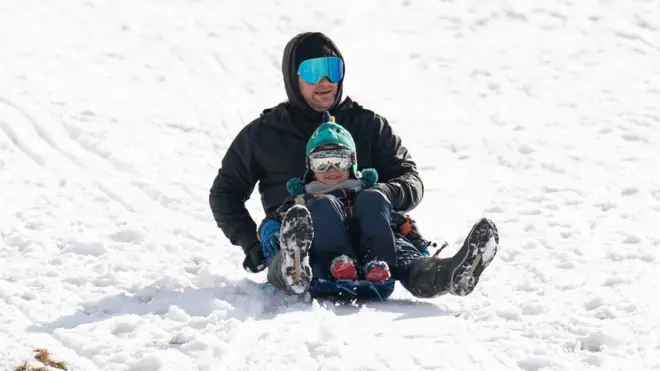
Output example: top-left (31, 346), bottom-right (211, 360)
top-left (242, 241), bottom-right (266, 273)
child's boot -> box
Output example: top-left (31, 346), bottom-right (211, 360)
top-left (330, 255), bottom-right (358, 280)
top-left (364, 260), bottom-right (391, 282)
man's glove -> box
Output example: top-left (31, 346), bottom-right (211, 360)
top-left (259, 219), bottom-right (281, 263)
top-left (242, 241), bottom-right (266, 273)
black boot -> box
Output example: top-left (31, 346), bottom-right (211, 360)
top-left (401, 218), bottom-right (499, 298)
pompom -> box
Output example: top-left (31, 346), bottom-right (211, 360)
top-left (360, 168), bottom-right (378, 188)
top-left (286, 177), bottom-right (305, 196)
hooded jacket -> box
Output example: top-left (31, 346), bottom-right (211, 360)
top-left (209, 32), bottom-right (424, 253)
top-left (282, 32), bottom-right (345, 122)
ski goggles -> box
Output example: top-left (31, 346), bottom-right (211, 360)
top-left (297, 56), bottom-right (344, 84)
top-left (308, 148), bottom-right (354, 173)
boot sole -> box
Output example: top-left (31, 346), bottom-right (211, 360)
top-left (279, 205), bottom-right (314, 294)
top-left (448, 218), bottom-right (499, 296)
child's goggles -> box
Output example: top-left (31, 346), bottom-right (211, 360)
top-left (297, 56), bottom-right (344, 84)
top-left (308, 148), bottom-right (354, 173)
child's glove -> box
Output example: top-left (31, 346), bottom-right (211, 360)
top-left (259, 220), bottom-right (281, 263)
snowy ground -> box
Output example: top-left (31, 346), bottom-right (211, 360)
top-left (1, 0), bottom-right (660, 370)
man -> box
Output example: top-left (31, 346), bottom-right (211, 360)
top-left (209, 32), bottom-right (499, 298)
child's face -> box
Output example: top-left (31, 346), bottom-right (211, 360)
top-left (313, 167), bottom-right (350, 186)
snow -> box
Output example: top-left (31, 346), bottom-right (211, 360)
top-left (1, 0), bottom-right (659, 370)
top-left (482, 236), bottom-right (498, 264)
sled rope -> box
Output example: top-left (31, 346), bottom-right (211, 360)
top-left (336, 282), bottom-right (356, 297)
top-left (368, 283), bottom-right (384, 301)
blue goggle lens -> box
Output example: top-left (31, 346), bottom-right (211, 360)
top-left (297, 57), bottom-right (344, 84)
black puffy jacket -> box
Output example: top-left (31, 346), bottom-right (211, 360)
top-left (209, 99), bottom-right (424, 252)
top-left (209, 32), bottom-right (424, 252)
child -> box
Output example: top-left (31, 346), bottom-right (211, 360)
top-left (258, 114), bottom-right (498, 300)
top-left (264, 116), bottom-right (398, 283)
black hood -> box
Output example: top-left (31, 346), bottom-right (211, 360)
top-left (281, 32), bottom-right (345, 118)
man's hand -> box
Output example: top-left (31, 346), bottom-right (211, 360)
top-left (242, 241), bottom-right (266, 273)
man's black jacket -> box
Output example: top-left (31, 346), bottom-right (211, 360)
top-left (208, 98), bottom-right (424, 252)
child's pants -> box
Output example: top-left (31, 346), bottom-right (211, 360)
top-left (307, 189), bottom-right (398, 278)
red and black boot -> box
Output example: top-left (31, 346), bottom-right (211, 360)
top-left (364, 260), bottom-right (391, 282)
top-left (330, 255), bottom-right (358, 280)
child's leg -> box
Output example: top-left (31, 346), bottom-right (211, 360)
top-left (266, 205), bottom-right (313, 295)
top-left (353, 189), bottom-right (397, 276)
top-left (307, 195), bottom-right (357, 279)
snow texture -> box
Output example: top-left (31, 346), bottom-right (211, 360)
top-left (1, 0), bottom-right (659, 370)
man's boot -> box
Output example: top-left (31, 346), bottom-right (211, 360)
top-left (401, 218), bottom-right (499, 298)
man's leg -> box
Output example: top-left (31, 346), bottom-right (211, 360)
top-left (391, 235), bottom-right (447, 298)
top-left (394, 218), bottom-right (500, 298)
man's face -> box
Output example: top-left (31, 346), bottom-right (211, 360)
top-left (298, 76), bottom-right (338, 112)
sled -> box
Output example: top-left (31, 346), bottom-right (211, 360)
top-left (308, 277), bottom-right (395, 301)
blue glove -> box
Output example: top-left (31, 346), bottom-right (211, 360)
top-left (260, 220), bottom-right (281, 264)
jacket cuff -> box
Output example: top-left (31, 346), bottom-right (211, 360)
top-left (373, 182), bottom-right (395, 202)
top-left (374, 182), bottom-right (406, 210)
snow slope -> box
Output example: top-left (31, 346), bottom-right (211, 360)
top-left (1, 0), bottom-right (659, 370)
